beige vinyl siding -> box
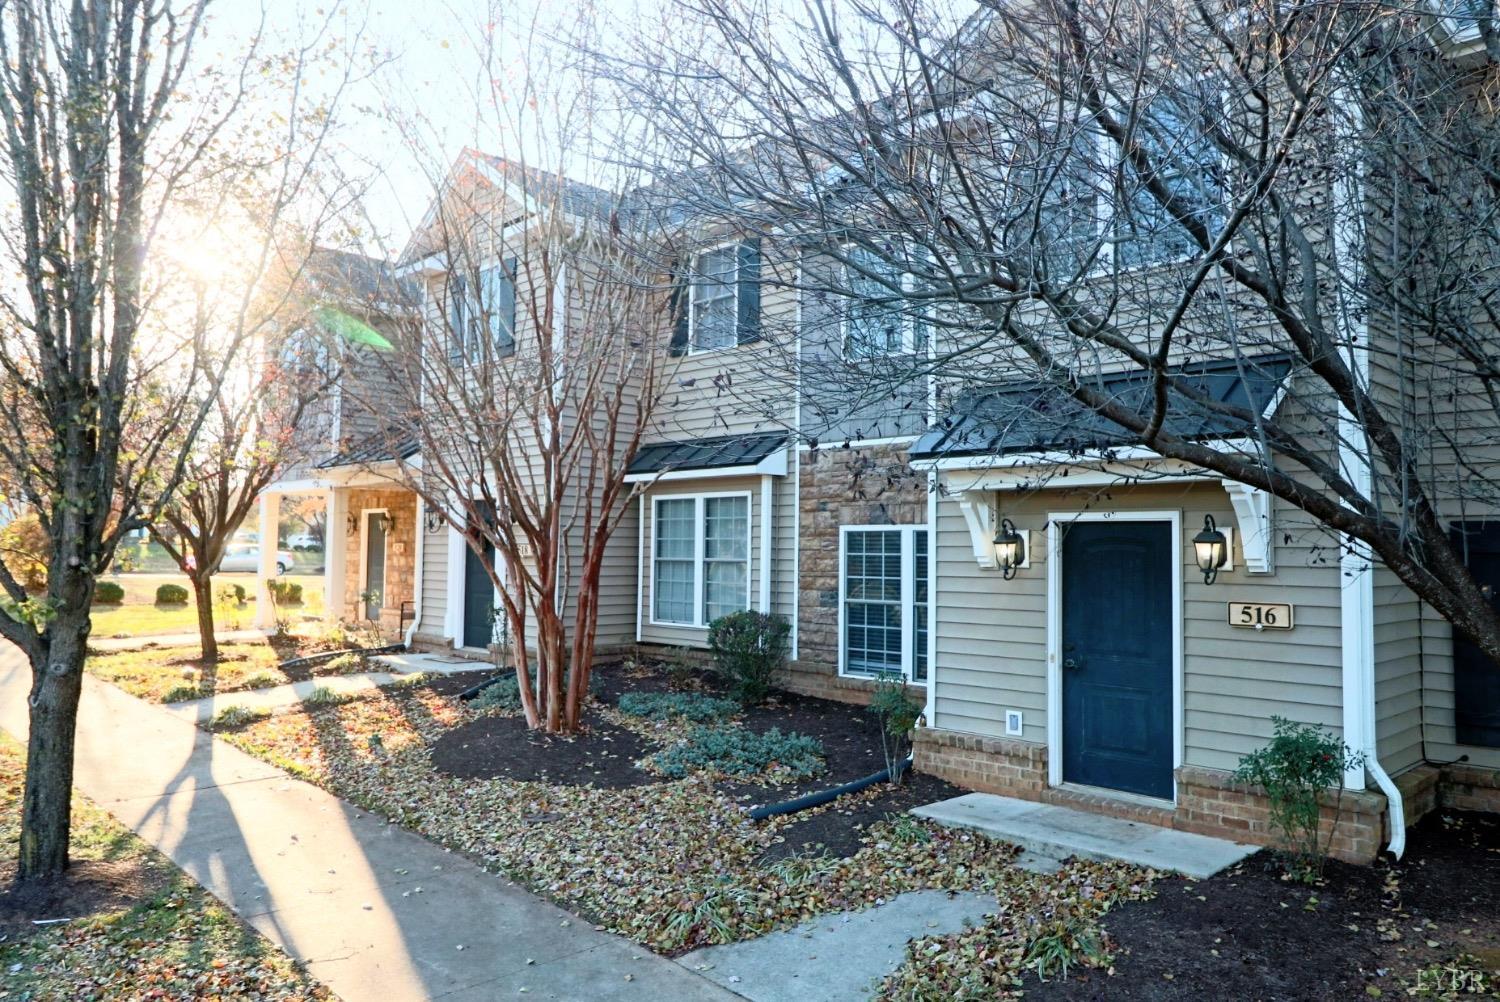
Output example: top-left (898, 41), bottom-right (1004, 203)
top-left (1417, 599), bottom-right (1500, 770)
top-left (637, 474), bottom-right (794, 648)
top-left (932, 482), bottom-right (1346, 772)
top-left (1372, 564), bottom-right (1427, 775)
top-left (594, 500), bottom-right (639, 647)
top-left (419, 514), bottom-right (450, 641)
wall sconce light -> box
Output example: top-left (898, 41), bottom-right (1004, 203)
top-left (424, 508), bottom-right (443, 534)
top-left (377, 513), bottom-right (396, 534)
top-left (346, 512), bottom-right (358, 535)
top-left (1193, 514), bottom-right (1229, 585)
top-left (993, 518), bottom-right (1026, 580)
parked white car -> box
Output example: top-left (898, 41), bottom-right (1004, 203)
top-left (286, 532), bottom-right (322, 551)
top-left (218, 543), bottom-right (294, 575)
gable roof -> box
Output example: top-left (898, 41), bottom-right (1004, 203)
top-left (911, 354), bottom-right (1294, 461)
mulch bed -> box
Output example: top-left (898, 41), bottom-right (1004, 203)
top-left (427, 659), bottom-right (964, 851)
top-left (1031, 810), bottom-right (1500, 1000)
top-left (431, 714), bottom-right (655, 788)
top-left (0, 858), bottom-right (169, 942)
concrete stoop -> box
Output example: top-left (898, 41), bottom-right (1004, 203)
top-left (913, 792), bottom-right (1258, 879)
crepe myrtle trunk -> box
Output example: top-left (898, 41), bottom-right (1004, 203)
top-left (191, 570), bottom-right (218, 664)
top-left (19, 579), bottom-right (92, 878)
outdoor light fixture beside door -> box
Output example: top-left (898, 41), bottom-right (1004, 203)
top-left (993, 518), bottom-right (1026, 580)
top-left (377, 513), bottom-right (397, 534)
top-left (1193, 514), bottom-right (1230, 585)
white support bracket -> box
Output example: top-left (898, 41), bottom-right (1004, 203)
top-left (955, 490), bottom-right (1033, 571)
top-left (1223, 482), bottom-right (1275, 574)
top-left (956, 491), bottom-right (997, 570)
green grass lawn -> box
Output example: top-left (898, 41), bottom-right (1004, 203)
top-left (0, 734), bottom-right (329, 1000)
top-left (88, 574), bottom-right (324, 639)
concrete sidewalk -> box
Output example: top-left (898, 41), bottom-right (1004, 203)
top-left (89, 627), bottom-right (272, 652)
top-left (0, 646), bottom-right (734, 1002)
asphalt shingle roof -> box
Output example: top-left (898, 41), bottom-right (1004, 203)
top-left (911, 354), bottom-right (1294, 461)
top-left (317, 426), bottom-right (420, 470)
top-left (628, 431), bottom-right (788, 475)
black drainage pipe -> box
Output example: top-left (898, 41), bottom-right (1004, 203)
top-left (276, 643), bottom-right (406, 672)
top-left (458, 674), bottom-right (505, 702)
top-left (748, 756), bottom-right (912, 821)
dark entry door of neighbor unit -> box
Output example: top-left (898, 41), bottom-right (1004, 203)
top-left (1061, 520), bottom-right (1174, 800)
top-left (1450, 522), bottom-right (1500, 747)
top-left (463, 533), bottom-right (497, 650)
top-left (364, 512), bottom-right (386, 622)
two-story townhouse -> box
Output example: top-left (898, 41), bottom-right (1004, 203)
top-left (261, 248), bottom-right (423, 640)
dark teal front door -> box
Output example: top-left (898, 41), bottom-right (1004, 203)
top-left (462, 535), bottom-right (496, 650)
top-left (1061, 520), bottom-right (1174, 800)
top-left (363, 513), bottom-right (386, 622)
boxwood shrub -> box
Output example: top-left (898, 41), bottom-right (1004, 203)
top-left (154, 583), bottom-right (189, 605)
top-left (93, 581), bottom-right (125, 605)
top-left (650, 725), bottom-right (824, 780)
top-left (706, 610), bottom-right (791, 706)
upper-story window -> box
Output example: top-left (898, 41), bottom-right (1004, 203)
top-left (1037, 99), bottom-right (1222, 275)
top-left (843, 246), bottom-right (914, 359)
top-left (673, 239), bottom-right (761, 355)
top-left (446, 257), bottom-right (517, 364)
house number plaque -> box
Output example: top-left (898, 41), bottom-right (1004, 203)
top-left (1227, 601), bottom-right (1293, 630)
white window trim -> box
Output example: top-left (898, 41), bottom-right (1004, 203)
top-left (687, 241), bottom-right (741, 356)
top-left (647, 490), bottom-right (754, 628)
top-left (837, 524), bottom-right (929, 683)
top-left (840, 246), bottom-right (917, 359)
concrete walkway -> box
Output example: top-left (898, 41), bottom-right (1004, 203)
top-left (163, 653), bottom-right (494, 724)
top-left (678, 890), bottom-right (992, 1002)
top-left (913, 792), bottom-right (1257, 878)
top-left (90, 627), bottom-right (272, 652)
top-left (0, 645), bottom-right (734, 1002)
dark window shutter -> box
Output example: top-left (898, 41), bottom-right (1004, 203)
top-left (736, 239), bottom-right (761, 344)
top-left (668, 259), bottom-right (689, 356)
top-left (495, 257), bottom-right (517, 357)
top-left (447, 273), bottom-right (467, 364)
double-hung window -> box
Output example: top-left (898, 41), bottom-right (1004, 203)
top-left (652, 493), bottom-right (751, 626)
top-left (690, 246), bottom-right (739, 352)
top-left (1035, 99), bottom-right (1222, 274)
top-left (840, 525), bottom-right (929, 681)
top-left (843, 246), bottom-right (913, 358)
top-left (445, 258), bottom-right (518, 364)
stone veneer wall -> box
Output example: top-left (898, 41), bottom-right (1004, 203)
top-left (908, 726), bottom-right (1497, 865)
top-left (341, 488), bottom-right (418, 640)
top-left (790, 442), bottom-right (928, 704)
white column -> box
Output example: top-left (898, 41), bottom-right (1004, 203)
top-left (324, 488), bottom-right (348, 625)
top-left (254, 491), bottom-right (282, 630)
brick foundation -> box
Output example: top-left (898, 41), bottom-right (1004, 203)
top-left (1440, 761), bottom-right (1500, 813)
top-left (913, 726), bottom-right (1406, 864)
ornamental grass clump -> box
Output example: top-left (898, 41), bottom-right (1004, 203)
top-left (649, 725), bottom-right (824, 781)
top-left (617, 691), bottom-right (738, 723)
top-left (707, 611), bottom-right (790, 706)
top-left (1231, 716), bottom-right (1364, 881)
top-left (210, 705), bottom-right (271, 731)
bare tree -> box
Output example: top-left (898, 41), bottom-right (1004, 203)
top-left (610, 0), bottom-right (1500, 673)
top-left (0, 0), bottom-right (362, 880)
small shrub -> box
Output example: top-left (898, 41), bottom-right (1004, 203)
top-left (154, 583), bottom-right (189, 605)
top-left (302, 685), bottom-right (353, 710)
top-left (92, 581), bottom-right (125, 605)
top-left (216, 582), bottom-right (247, 606)
top-left (617, 691), bottom-right (738, 723)
top-left (707, 611), bottom-right (790, 706)
top-left (1231, 716), bottom-right (1364, 881)
top-left (867, 674), bottom-right (922, 784)
top-left (211, 705), bottom-right (271, 730)
top-left (470, 676), bottom-right (523, 712)
top-left (650, 725), bottom-right (824, 780)
top-left (242, 672), bottom-right (282, 690)
top-left (267, 580), bottom-right (304, 606)
top-left (161, 684), bottom-right (205, 703)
